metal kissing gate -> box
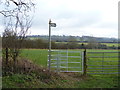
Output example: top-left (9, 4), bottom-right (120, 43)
top-left (48, 50), bottom-right (84, 73)
top-left (48, 50), bottom-right (119, 75)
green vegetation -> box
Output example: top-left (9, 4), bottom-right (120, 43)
top-left (2, 73), bottom-right (77, 88)
top-left (20, 49), bottom-right (118, 66)
top-left (3, 72), bottom-right (119, 88)
top-left (20, 49), bottom-right (118, 73)
top-left (56, 42), bottom-right (118, 47)
top-left (3, 49), bottom-right (119, 88)
top-left (102, 43), bottom-right (118, 47)
top-left (77, 74), bottom-right (118, 88)
top-left (20, 49), bottom-right (48, 67)
top-left (20, 37), bottom-right (119, 49)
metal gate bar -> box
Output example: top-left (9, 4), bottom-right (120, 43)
top-left (48, 50), bottom-right (83, 73)
top-left (87, 51), bottom-right (119, 74)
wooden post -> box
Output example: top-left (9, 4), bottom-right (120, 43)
top-left (5, 48), bottom-right (8, 65)
top-left (83, 49), bottom-right (87, 76)
top-left (48, 19), bottom-right (51, 71)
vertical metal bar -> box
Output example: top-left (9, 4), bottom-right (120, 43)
top-left (48, 19), bottom-right (51, 71)
top-left (58, 50), bottom-right (60, 72)
top-left (102, 52), bottom-right (104, 73)
top-left (83, 49), bottom-right (87, 76)
top-left (57, 51), bottom-right (59, 72)
top-left (59, 50), bottom-right (61, 72)
top-left (81, 51), bottom-right (84, 73)
top-left (67, 50), bottom-right (68, 72)
top-left (82, 51), bottom-right (84, 74)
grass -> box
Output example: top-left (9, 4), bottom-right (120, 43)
top-left (102, 43), bottom-right (118, 47)
top-left (3, 49), bottom-right (118, 88)
top-left (55, 42), bottom-right (118, 47)
top-left (20, 49), bottom-right (118, 73)
top-left (20, 49), bottom-right (48, 67)
top-left (76, 74), bottom-right (118, 88)
top-left (86, 50), bottom-right (118, 74)
top-left (2, 73), bottom-right (119, 88)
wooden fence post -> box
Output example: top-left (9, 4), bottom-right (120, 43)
top-left (83, 49), bottom-right (87, 76)
top-left (5, 48), bottom-right (8, 65)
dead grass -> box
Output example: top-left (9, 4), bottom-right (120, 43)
top-left (2, 57), bottom-right (86, 88)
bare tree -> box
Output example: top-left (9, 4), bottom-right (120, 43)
top-left (0, 0), bottom-right (35, 72)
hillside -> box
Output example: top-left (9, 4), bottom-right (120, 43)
top-left (26, 35), bottom-right (119, 43)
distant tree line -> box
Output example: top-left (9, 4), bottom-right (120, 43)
top-left (26, 35), bottom-right (119, 43)
top-left (16, 38), bottom-right (118, 49)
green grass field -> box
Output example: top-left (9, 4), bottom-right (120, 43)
top-left (13, 49), bottom-right (120, 88)
top-left (20, 49), bottom-right (119, 74)
top-left (56, 42), bottom-right (118, 47)
top-left (20, 49), bottom-right (48, 67)
top-left (20, 49), bottom-right (118, 66)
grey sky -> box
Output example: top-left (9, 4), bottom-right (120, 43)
top-left (0, 0), bottom-right (119, 38)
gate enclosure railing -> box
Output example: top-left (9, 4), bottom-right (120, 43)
top-left (48, 50), bottom-right (84, 73)
top-left (48, 50), bottom-right (119, 75)
top-left (87, 51), bottom-right (119, 74)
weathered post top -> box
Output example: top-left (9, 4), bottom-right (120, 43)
top-left (49, 19), bottom-right (51, 24)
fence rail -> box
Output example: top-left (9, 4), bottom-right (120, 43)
top-left (48, 50), bottom-right (83, 73)
top-left (48, 50), bottom-right (119, 75)
top-left (87, 51), bottom-right (119, 74)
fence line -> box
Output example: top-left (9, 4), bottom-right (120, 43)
top-left (48, 50), bottom-right (83, 73)
top-left (87, 51), bottom-right (119, 74)
top-left (48, 50), bottom-right (119, 75)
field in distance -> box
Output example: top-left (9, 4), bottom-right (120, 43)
top-left (55, 42), bottom-right (118, 47)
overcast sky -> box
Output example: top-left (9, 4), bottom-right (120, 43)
top-left (0, 0), bottom-right (119, 38)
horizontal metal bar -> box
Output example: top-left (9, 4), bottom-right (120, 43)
top-left (88, 68), bottom-right (118, 69)
top-left (60, 62), bottom-right (81, 64)
top-left (51, 59), bottom-right (57, 60)
top-left (67, 56), bottom-right (81, 58)
top-left (60, 66), bottom-right (81, 68)
top-left (88, 72), bottom-right (119, 74)
top-left (51, 63), bottom-right (57, 65)
top-left (51, 59), bottom-right (68, 60)
top-left (68, 62), bottom-right (81, 63)
top-left (51, 50), bottom-right (66, 52)
top-left (68, 51), bottom-right (81, 53)
top-left (51, 54), bottom-right (66, 56)
top-left (59, 56), bottom-right (67, 57)
top-left (87, 65), bottom-right (120, 66)
top-left (87, 60), bottom-right (118, 62)
top-left (51, 62), bottom-right (81, 64)
top-left (51, 66), bottom-right (57, 68)
top-left (88, 56), bottom-right (119, 58)
top-left (59, 71), bottom-right (83, 72)
top-left (87, 52), bottom-right (119, 53)
top-left (88, 70), bottom-right (119, 72)
top-left (51, 66), bottom-right (81, 68)
top-left (51, 50), bottom-right (82, 53)
top-left (60, 59), bottom-right (68, 61)
top-left (51, 55), bottom-right (57, 57)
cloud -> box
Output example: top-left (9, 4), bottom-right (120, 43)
top-left (96, 22), bottom-right (118, 30)
top-left (0, 0), bottom-right (119, 38)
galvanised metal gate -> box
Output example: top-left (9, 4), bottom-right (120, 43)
top-left (87, 51), bottom-right (119, 74)
top-left (48, 50), bottom-right (84, 73)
